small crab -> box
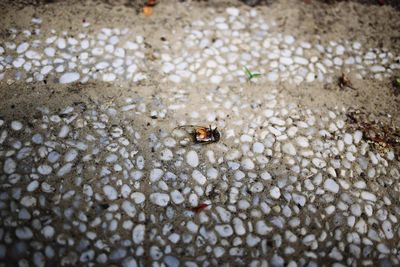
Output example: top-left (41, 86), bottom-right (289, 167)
top-left (172, 125), bottom-right (220, 145)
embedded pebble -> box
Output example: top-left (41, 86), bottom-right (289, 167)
top-left (186, 150), bottom-right (199, 167)
top-left (11, 121), bottom-right (23, 131)
top-left (4, 158), bottom-right (17, 174)
top-left (270, 187), bottom-right (281, 199)
top-left (361, 191), bottom-right (376, 202)
top-left (170, 190), bottom-right (184, 204)
top-left (150, 169), bottom-right (164, 182)
top-left (17, 42), bottom-right (29, 54)
top-left (252, 142), bottom-right (264, 153)
top-left (103, 185), bottom-right (118, 200)
top-left (37, 165), bottom-right (52, 175)
top-left (41, 226), bottom-right (55, 239)
top-left (57, 163), bottom-right (72, 176)
top-left (59, 72), bottom-right (80, 84)
top-left (150, 193), bottom-right (170, 207)
top-left (324, 179), bottom-right (339, 193)
top-left (215, 225), bottom-right (233, 237)
top-left (27, 181), bottom-right (39, 192)
top-left (192, 170), bottom-right (207, 185)
top-left (131, 192), bottom-right (145, 204)
top-left (15, 227), bottom-right (33, 240)
top-left (282, 143), bottom-right (296, 155)
top-left (132, 224), bottom-right (145, 244)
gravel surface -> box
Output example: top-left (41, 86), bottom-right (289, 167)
top-left (0, 0), bottom-right (399, 266)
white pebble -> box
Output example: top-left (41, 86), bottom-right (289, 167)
top-left (131, 192), bottom-right (145, 204)
top-left (37, 165), bottom-right (52, 175)
top-left (280, 57), bottom-right (293, 65)
top-left (169, 75), bottom-right (181, 83)
top-left (215, 225), bottom-right (233, 237)
top-left (44, 47), bottom-right (55, 57)
top-left (103, 185), bottom-right (118, 200)
top-left (324, 179), bottom-right (339, 193)
top-left (4, 158), bottom-right (16, 174)
top-left (64, 149), bottom-right (78, 162)
top-left (160, 149), bottom-right (173, 161)
top-left (150, 169), bottom-right (164, 182)
top-left (41, 225), bottom-right (55, 239)
top-left (59, 72), bottom-right (80, 84)
top-left (343, 133), bottom-right (353, 145)
top-left (267, 72), bottom-right (279, 81)
top-left (58, 125), bottom-right (70, 138)
top-left (256, 220), bottom-right (272, 235)
top-left (103, 73), bottom-right (116, 82)
top-left (25, 50), bottom-right (41, 59)
top-left (296, 136), bottom-right (309, 147)
top-left (13, 57), bottom-right (25, 68)
top-left (282, 143), bottom-right (296, 156)
top-left (293, 56), bottom-right (308, 65)
top-left (186, 150), bottom-right (199, 168)
top-left (382, 221), bottom-right (393, 239)
top-left (226, 7), bottom-right (240, 16)
top-left (270, 187), bottom-right (281, 199)
top-left (252, 142), bottom-right (264, 153)
top-left (57, 38), bottom-right (66, 49)
top-left (11, 121), bottom-right (23, 131)
top-left (15, 227), bottom-right (33, 240)
top-left (284, 35), bottom-right (295, 45)
top-left (170, 190), bottom-right (184, 204)
top-left (361, 191), bottom-right (376, 202)
top-left (354, 131), bottom-right (363, 144)
top-left (261, 171), bottom-right (272, 181)
top-left (17, 42), bottom-right (29, 54)
top-left (210, 75), bottom-right (223, 84)
top-left (150, 193), bottom-right (170, 207)
top-left (370, 65), bottom-right (385, 72)
top-left (27, 181), bottom-right (39, 192)
top-left (353, 42), bottom-right (361, 50)
top-left (132, 224), bottom-right (145, 244)
top-left (192, 170), bottom-right (206, 185)
top-left (21, 196), bottom-right (36, 207)
top-left (241, 158), bottom-right (254, 170)
top-left (41, 65), bottom-right (53, 75)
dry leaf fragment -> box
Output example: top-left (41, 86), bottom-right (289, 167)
top-left (190, 203), bottom-right (210, 213)
top-left (146, 0), bottom-right (158, 6)
top-left (143, 6), bottom-right (153, 16)
top-left (338, 73), bottom-right (356, 90)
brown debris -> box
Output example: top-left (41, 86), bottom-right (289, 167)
top-left (338, 73), bottom-right (356, 90)
top-left (190, 203), bottom-right (210, 213)
top-left (346, 109), bottom-right (400, 156)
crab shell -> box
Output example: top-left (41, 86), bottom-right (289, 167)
top-left (194, 127), bottom-right (220, 143)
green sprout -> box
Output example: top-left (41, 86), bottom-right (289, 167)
top-left (394, 77), bottom-right (400, 95)
top-left (243, 66), bottom-right (261, 81)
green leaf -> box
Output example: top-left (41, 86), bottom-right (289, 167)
top-left (243, 66), bottom-right (261, 81)
top-left (243, 66), bottom-right (252, 78)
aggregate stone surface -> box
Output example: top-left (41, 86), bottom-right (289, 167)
top-left (0, 0), bottom-right (400, 266)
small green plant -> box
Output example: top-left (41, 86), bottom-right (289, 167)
top-left (395, 77), bottom-right (400, 87)
top-left (243, 66), bottom-right (261, 81)
top-left (394, 77), bottom-right (400, 95)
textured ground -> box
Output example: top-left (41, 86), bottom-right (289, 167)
top-left (0, 0), bottom-right (399, 266)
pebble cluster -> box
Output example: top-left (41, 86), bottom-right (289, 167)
top-left (162, 7), bottom-right (400, 84)
top-left (0, 19), bottom-right (147, 84)
top-left (0, 85), bottom-right (399, 266)
top-left (1, 7), bottom-right (400, 85)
